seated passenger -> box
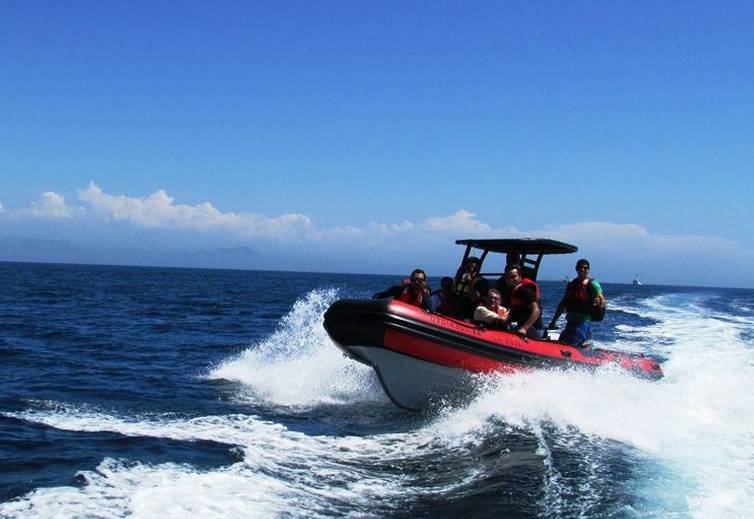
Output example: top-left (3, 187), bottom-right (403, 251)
top-left (374, 269), bottom-right (432, 311)
top-left (398, 269), bottom-right (432, 310)
top-left (499, 264), bottom-right (544, 339)
top-left (473, 289), bottom-right (509, 329)
top-left (430, 276), bottom-right (457, 315)
top-left (454, 256), bottom-right (489, 319)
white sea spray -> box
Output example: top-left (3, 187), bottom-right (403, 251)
top-left (207, 288), bottom-right (384, 407)
top-left (2, 290), bottom-right (753, 518)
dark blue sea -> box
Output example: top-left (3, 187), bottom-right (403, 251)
top-left (1, 262), bottom-right (752, 518)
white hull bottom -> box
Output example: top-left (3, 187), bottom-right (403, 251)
top-left (350, 346), bottom-right (478, 410)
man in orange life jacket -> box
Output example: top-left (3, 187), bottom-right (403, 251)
top-left (548, 258), bottom-right (606, 347)
top-left (498, 264), bottom-right (544, 338)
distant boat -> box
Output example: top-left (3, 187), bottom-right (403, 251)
top-left (633, 273), bottom-right (642, 286)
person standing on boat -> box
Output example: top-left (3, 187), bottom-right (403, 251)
top-left (498, 264), bottom-right (544, 338)
top-left (454, 256), bottom-right (489, 319)
top-left (548, 258), bottom-right (606, 347)
top-left (473, 288), bottom-right (509, 329)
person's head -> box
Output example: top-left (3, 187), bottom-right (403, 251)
top-left (410, 269), bottom-right (427, 290)
top-left (504, 264), bottom-right (522, 287)
top-left (465, 256), bottom-right (481, 274)
top-left (575, 259), bottom-right (590, 279)
top-left (440, 276), bottom-right (454, 291)
top-left (487, 288), bottom-right (502, 308)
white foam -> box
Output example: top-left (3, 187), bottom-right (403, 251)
top-left (0, 406), bottom-right (488, 518)
top-left (0, 455), bottom-right (334, 519)
top-left (207, 288), bottom-right (385, 407)
top-left (428, 293), bottom-right (754, 517)
top-left (4, 291), bottom-right (754, 517)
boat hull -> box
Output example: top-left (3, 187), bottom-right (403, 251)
top-left (348, 345), bottom-right (479, 409)
top-left (324, 298), bottom-right (663, 410)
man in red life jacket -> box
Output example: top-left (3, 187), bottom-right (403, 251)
top-left (374, 268), bottom-right (432, 310)
top-left (398, 268), bottom-right (432, 310)
top-left (548, 258), bottom-right (606, 347)
top-left (499, 264), bottom-right (544, 338)
top-left (473, 288), bottom-right (509, 329)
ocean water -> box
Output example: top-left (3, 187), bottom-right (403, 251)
top-left (1, 262), bottom-right (752, 518)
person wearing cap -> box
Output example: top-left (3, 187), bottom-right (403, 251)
top-left (454, 256), bottom-right (489, 319)
top-left (548, 259), bottom-right (606, 347)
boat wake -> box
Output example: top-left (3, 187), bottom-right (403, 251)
top-left (2, 290), bottom-right (753, 517)
top-left (431, 292), bottom-right (754, 517)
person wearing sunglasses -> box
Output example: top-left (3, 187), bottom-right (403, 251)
top-left (548, 258), bottom-right (606, 347)
top-left (397, 269), bottom-right (432, 310)
top-left (373, 268), bottom-right (432, 310)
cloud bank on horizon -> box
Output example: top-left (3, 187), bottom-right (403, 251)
top-left (0, 182), bottom-right (751, 287)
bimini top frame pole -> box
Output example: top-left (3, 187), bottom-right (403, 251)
top-left (455, 238), bottom-right (577, 281)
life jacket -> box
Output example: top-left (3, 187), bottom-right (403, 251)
top-left (565, 277), bottom-right (604, 320)
top-left (478, 303), bottom-right (507, 317)
top-left (509, 278), bottom-right (540, 310)
top-left (456, 273), bottom-right (485, 298)
top-left (398, 286), bottom-right (427, 308)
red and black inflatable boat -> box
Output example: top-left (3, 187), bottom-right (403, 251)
top-left (324, 298), bottom-right (662, 410)
top-left (323, 238), bottom-right (663, 410)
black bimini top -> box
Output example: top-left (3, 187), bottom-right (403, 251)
top-left (454, 238), bottom-right (578, 281)
top-left (455, 238), bottom-right (577, 255)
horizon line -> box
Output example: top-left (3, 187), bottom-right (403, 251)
top-left (1, 259), bottom-right (749, 291)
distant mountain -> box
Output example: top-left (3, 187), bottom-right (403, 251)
top-left (190, 246), bottom-right (259, 269)
top-left (0, 237), bottom-right (260, 270)
top-left (0, 237), bottom-right (84, 263)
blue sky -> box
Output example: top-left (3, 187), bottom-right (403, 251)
top-left (1, 1), bottom-right (753, 286)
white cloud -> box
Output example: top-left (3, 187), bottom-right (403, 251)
top-left (542, 221), bottom-right (648, 241)
top-left (536, 220), bottom-right (743, 256)
top-left (77, 182), bottom-right (312, 239)
top-left (67, 184), bottom-right (752, 264)
top-left (421, 209), bottom-right (494, 234)
top-left (5, 183), bottom-right (753, 285)
top-left (370, 220), bottom-right (415, 234)
top-left (14, 192), bottom-right (76, 219)
top-left (315, 225), bottom-right (366, 241)
top-left (368, 210), bottom-right (519, 237)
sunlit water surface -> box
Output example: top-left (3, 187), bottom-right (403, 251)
top-left (1, 262), bottom-right (752, 518)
